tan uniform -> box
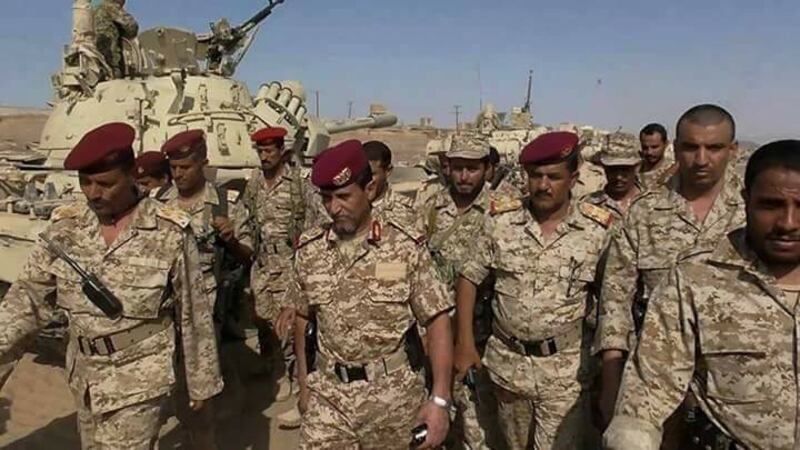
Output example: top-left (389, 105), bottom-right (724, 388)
top-left (638, 156), bottom-right (677, 191)
top-left (243, 166), bottom-right (320, 321)
top-left (0, 198), bottom-right (221, 449)
top-left (287, 220), bottom-right (453, 449)
top-left (93, 0), bottom-right (138, 78)
top-left (160, 182), bottom-right (252, 297)
top-left (373, 185), bottom-right (422, 235)
top-left (581, 189), bottom-right (641, 224)
top-left (605, 229), bottom-right (800, 450)
top-left (461, 198), bottom-right (612, 449)
top-left (595, 174), bottom-right (744, 355)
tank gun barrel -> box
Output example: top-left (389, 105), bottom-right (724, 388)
top-left (237, 0), bottom-right (286, 35)
top-left (323, 114), bottom-right (398, 134)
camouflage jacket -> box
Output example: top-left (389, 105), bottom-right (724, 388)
top-left (595, 173), bottom-right (745, 354)
top-left (93, 0), bottom-right (138, 76)
top-left (605, 229), bottom-right (798, 450)
top-left (372, 185), bottom-right (422, 236)
top-left (423, 185), bottom-right (492, 287)
top-left (638, 156), bottom-right (677, 191)
top-left (242, 166), bottom-right (323, 298)
top-left (580, 188), bottom-right (642, 224)
top-left (160, 182), bottom-right (252, 296)
top-left (0, 198), bottom-right (222, 414)
top-left (461, 198), bottom-right (612, 367)
top-left (286, 219), bottom-right (453, 364)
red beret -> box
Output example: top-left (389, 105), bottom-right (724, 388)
top-left (311, 140), bottom-right (369, 189)
top-left (161, 129), bottom-right (206, 159)
top-left (519, 131), bottom-right (579, 166)
top-left (64, 122), bottom-right (135, 171)
top-left (134, 151), bottom-right (169, 178)
top-left (251, 127), bottom-right (288, 145)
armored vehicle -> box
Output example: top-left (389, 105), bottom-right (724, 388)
top-left (0, 0), bottom-right (397, 290)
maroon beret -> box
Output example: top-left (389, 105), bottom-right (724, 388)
top-left (311, 140), bottom-right (369, 189)
top-left (251, 127), bottom-right (288, 145)
top-left (133, 151), bottom-right (169, 178)
top-left (519, 131), bottom-right (579, 166)
top-left (64, 122), bottom-right (135, 171)
top-left (161, 129), bottom-right (206, 159)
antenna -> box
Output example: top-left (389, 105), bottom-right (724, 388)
top-left (477, 63), bottom-right (483, 112)
top-left (523, 69), bottom-right (533, 113)
top-left (452, 105), bottom-right (462, 132)
top-left (347, 100), bottom-right (354, 119)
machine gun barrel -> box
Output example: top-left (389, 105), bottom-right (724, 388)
top-left (323, 114), bottom-right (398, 135)
top-left (237, 0), bottom-right (286, 35)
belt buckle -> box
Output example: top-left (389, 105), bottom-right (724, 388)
top-left (539, 338), bottom-right (557, 357)
top-left (336, 363), bottom-right (350, 383)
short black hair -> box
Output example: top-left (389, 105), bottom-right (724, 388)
top-left (354, 165), bottom-right (374, 189)
top-left (744, 140), bottom-right (800, 193)
top-left (488, 146), bottom-right (501, 165)
top-left (639, 123), bottom-right (668, 142)
top-left (676, 104), bottom-right (736, 142)
top-left (363, 141), bottom-right (392, 168)
top-left (566, 151), bottom-right (579, 173)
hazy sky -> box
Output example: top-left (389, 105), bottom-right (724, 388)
top-left (1, 0), bottom-right (798, 142)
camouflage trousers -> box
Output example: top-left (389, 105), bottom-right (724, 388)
top-left (483, 336), bottom-right (601, 450)
top-left (77, 395), bottom-right (167, 450)
top-left (300, 365), bottom-right (427, 449)
top-left (451, 379), bottom-right (507, 450)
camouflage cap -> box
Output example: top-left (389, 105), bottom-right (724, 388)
top-left (599, 132), bottom-right (641, 166)
top-left (446, 134), bottom-right (489, 160)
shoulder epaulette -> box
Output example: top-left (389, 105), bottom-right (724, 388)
top-left (50, 202), bottom-right (84, 222)
top-left (489, 196), bottom-right (523, 216)
top-left (156, 205), bottom-right (191, 229)
top-left (295, 226), bottom-right (326, 250)
top-left (579, 202), bottom-right (613, 228)
top-left (387, 219), bottom-right (427, 247)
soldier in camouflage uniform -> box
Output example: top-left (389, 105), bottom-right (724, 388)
top-left (423, 135), bottom-right (502, 450)
top-left (241, 127), bottom-right (321, 425)
top-left (158, 130), bottom-right (253, 450)
top-left (93, 0), bottom-right (139, 78)
top-left (457, 131), bottom-right (612, 449)
top-left (605, 140), bottom-right (800, 450)
top-left (133, 151), bottom-right (171, 197)
top-left (365, 140), bottom-right (420, 230)
top-left (595, 105), bottom-right (744, 440)
top-left (0, 123), bottom-right (221, 449)
top-left (581, 133), bottom-right (643, 222)
top-left (637, 123), bottom-right (677, 191)
top-left (288, 140), bottom-right (454, 449)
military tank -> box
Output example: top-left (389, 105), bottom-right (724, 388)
top-left (0, 0), bottom-right (397, 290)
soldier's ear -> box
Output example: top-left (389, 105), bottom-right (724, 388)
top-left (365, 179), bottom-right (378, 203)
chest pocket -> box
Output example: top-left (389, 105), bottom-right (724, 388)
top-left (368, 262), bottom-right (411, 304)
top-left (105, 257), bottom-right (172, 319)
top-left (637, 245), bottom-right (674, 294)
top-left (700, 338), bottom-right (770, 404)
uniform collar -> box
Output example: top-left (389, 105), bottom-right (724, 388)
top-left (436, 183), bottom-right (491, 215)
top-left (162, 181), bottom-right (221, 207)
top-left (654, 170), bottom-right (742, 211)
top-left (325, 218), bottom-right (384, 247)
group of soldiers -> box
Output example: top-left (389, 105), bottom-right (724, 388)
top-left (0, 100), bottom-right (796, 450)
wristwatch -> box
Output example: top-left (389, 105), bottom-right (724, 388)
top-left (429, 395), bottom-right (452, 410)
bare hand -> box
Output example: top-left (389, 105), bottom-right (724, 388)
top-left (453, 340), bottom-right (481, 381)
top-left (189, 399), bottom-right (205, 412)
top-left (212, 217), bottom-right (236, 243)
top-left (275, 307), bottom-right (296, 341)
top-left (415, 401), bottom-right (450, 449)
top-left (298, 386), bottom-right (310, 414)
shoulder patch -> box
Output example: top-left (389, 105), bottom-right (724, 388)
top-left (295, 226), bottom-right (326, 250)
top-left (156, 205), bottom-right (191, 229)
top-left (579, 202), bottom-right (614, 228)
top-left (50, 202), bottom-right (84, 222)
top-left (489, 196), bottom-right (523, 216)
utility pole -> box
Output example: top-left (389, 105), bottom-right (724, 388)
top-left (477, 63), bottom-right (483, 112)
top-left (347, 101), bottom-right (354, 119)
top-left (452, 105), bottom-right (462, 132)
top-left (315, 90), bottom-right (320, 117)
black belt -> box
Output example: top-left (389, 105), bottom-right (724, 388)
top-left (492, 321), bottom-right (582, 358)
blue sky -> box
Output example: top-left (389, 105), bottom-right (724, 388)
top-left (1, 0), bottom-right (798, 142)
